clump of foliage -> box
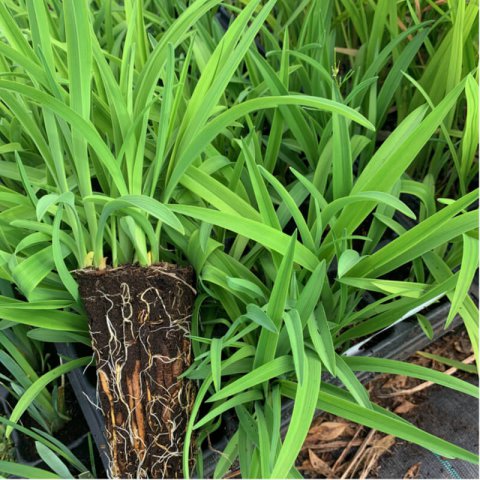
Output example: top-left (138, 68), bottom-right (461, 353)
top-left (0, 0), bottom-right (478, 478)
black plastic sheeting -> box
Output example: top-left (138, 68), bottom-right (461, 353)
top-left (201, 303), bottom-right (466, 477)
top-left (376, 378), bottom-right (479, 479)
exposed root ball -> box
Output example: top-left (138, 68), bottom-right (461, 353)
top-left (76, 264), bottom-right (196, 479)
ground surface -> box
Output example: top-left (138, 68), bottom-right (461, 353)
top-left (297, 328), bottom-right (479, 479)
top-left (375, 378), bottom-right (479, 479)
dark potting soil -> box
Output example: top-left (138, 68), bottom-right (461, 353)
top-left (75, 264), bottom-right (196, 479)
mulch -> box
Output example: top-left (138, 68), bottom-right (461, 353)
top-left (296, 328), bottom-right (477, 479)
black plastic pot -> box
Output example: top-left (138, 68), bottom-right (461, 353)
top-left (54, 343), bottom-right (110, 474)
top-left (215, 6), bottom-right (265, 56)
top-left (10, 429), bottom-right (90, 471)
top-left (57, 286), bottom-right (474, 479)
top-left (0, 385), bottom-right (93, 475)
top-left (0, 386), bottom-right (15, 462)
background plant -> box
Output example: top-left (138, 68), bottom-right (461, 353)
top-left (0, 0), bottom-right (477, 478)
top-left (0, 414), bottom-right (97, 479)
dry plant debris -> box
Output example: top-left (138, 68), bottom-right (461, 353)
top-left (297, 328), bottom-right (477, 479)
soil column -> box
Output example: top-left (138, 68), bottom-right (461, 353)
top-left (76, 264), bottom-right (196, 479)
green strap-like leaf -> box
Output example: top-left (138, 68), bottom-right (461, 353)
top-left (194, 390), bottom-right (263, 430)
top-left (446, 234), bottom-right (479, 326)
top-left (417, 352), bottom-right (478, 375)
top-left (348, 190), bottom-right (478, 278)
top-left (307, 308), bottom-right (336, 375)
top-left (255, 232), bottom-right (298, 367)
top-left (344, 356), bottom-right (479, 398)
top-left (207, 356), bottom-right (294, 403)
top-left (7, 357), bottom-right (91, 437)
top-left (244, 304), bottom-right (278, 333)
top-left (169, 205), bottom-right (319, 271)
top-left (35, 442), bottom-right (74, 479)
top-left (0, 461), bottom-right (60, 479)
top-left (280, 380), bottom-right (479, 464)
top-left (283, 309), bottom-right (305, 384)
top-left (165, 94), bottom-right (374, 200)
top-left (271, 354), bottom-right (321, 477)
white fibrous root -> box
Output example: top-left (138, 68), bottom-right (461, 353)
top-left (76, 265), bottom-right (196, 479)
